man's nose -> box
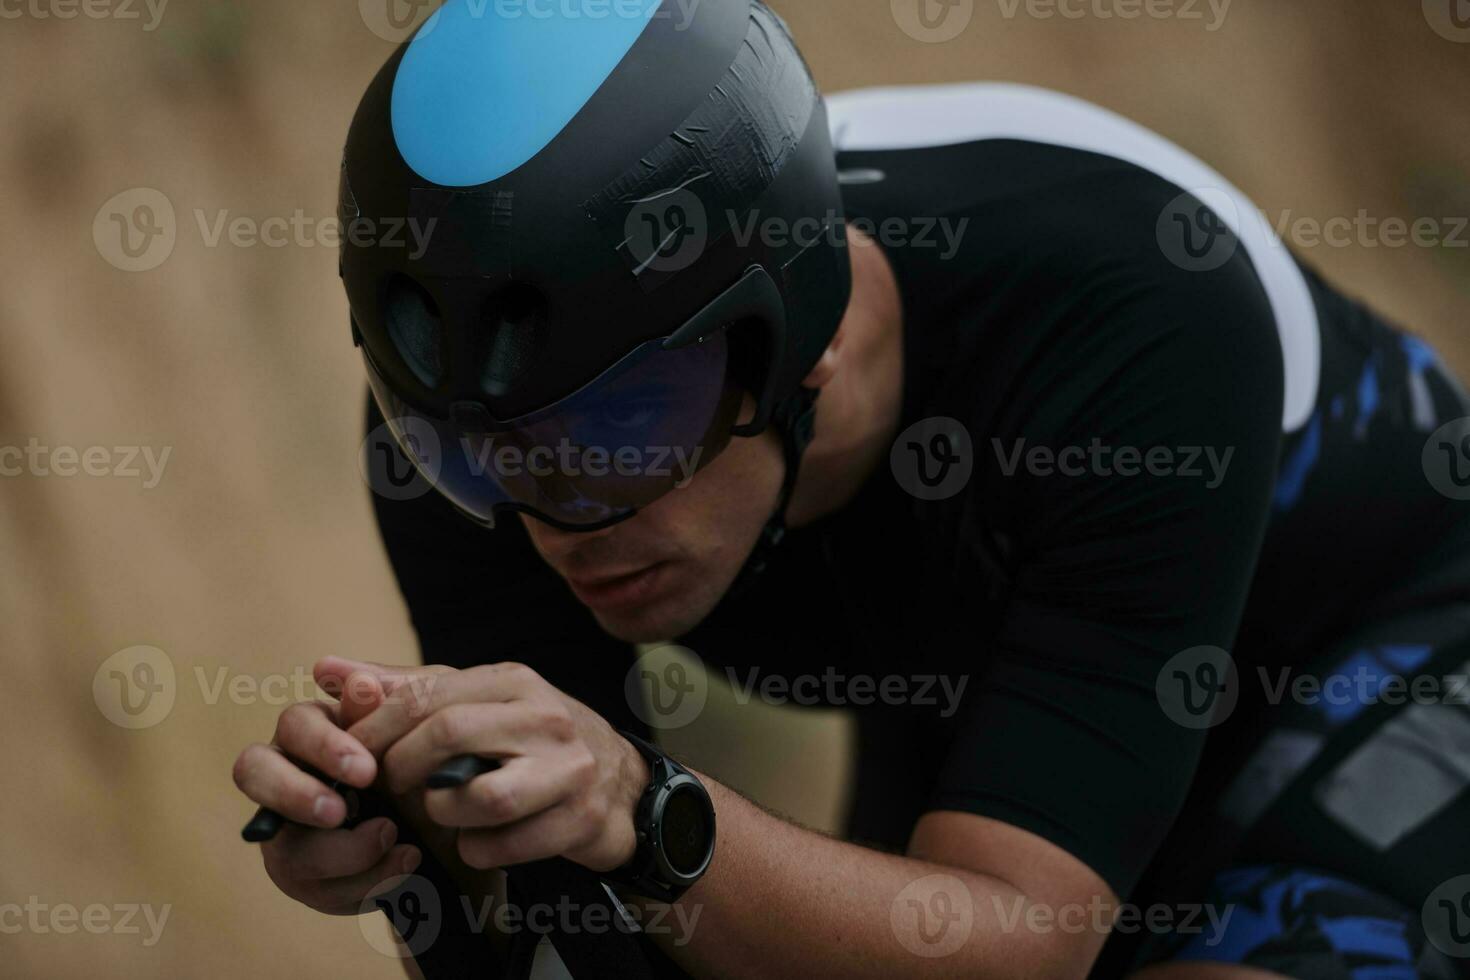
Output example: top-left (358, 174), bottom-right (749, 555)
top-left (522, 513), bottom-right (620, 563)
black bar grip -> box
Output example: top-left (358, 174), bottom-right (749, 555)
top-left (239, 763), bottom-right (379, 843)
top-left (426, 754), bottom-right (501, 790)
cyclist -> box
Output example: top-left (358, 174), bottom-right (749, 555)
top-left (234, 0), bottom-right (1470, 976)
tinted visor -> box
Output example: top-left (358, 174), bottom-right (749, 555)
top-left (364, 332), bottom-right (744, 531)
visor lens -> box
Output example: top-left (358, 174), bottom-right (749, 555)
top-left (364, 333), bottom-right (742, 529)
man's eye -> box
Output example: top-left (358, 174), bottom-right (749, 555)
top-left (601, 401), bottom-right (659, 429)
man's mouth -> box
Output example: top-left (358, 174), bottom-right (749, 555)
top-left (565, 562), bottom-right (670, 611)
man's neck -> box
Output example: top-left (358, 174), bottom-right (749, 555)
top-left (786, 231), bottom-right (905, 528)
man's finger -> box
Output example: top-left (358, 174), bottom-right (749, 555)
top-left (271, 701), bottom-right (377, 788)
top-left (337, 671), bottom-right (387, 730)
top-left (293, 845), bottom-right (423, 916)
top-left (379, 700), bottom-right (548, 793)
top-left (315, 656), bottom-right (449, 699)
top-left (456, 804), bottom-right (589, 872)
top-left (261, 817), bottom-right (399, 882)
top-left (233, 743), bottom-right (351, 828)
top-left (347, 663), bottom-right (535, 758)
top-left (423, 757), bottom-right (573, 829)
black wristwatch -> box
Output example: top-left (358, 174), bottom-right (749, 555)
top-left (601, 731), bottom-right (716, 903)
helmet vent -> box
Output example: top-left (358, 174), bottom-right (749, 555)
top-left (383, 275), bottom-right (444, 386)
top-left (480, 283), bottom-right (548, 398)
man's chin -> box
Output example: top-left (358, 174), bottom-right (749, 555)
top-left (588, 600), bottom-right (711, 645)
top-left (582, 575), bottom-right (728, 644)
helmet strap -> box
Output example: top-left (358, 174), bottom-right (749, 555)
top-left (727, 384), bottom-right (821, 599)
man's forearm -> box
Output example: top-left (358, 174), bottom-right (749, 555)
top-left (632, 773), bottom-right (1085, 980)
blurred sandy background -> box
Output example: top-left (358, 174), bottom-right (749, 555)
top-left (1, 1), bottom-right (1467, 977)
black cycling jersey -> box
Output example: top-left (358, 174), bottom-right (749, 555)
top-left (369, 83), bottom-right (1470, 977)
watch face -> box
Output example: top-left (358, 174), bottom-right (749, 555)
top-left (660, 785), bottom-right (711, 876)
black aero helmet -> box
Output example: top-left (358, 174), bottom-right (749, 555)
top-left (341, 0), bottom-right (851, 539)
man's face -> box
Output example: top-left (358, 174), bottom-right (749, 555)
top-left (521, 398), bottom-right (784, 643)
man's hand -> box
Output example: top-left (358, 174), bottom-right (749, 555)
top-left (232, 671), bottom-right (424, 915)
top-left (318, 657), bottom-right (651, 876)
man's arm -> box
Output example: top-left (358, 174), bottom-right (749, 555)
top-left (335, 658), bottom-right (1118, 979)
top-left (634, 776), bottom-right (1115, 979)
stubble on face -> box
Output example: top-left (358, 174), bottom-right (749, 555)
top-left (523, 425), bottom-right (784, 644)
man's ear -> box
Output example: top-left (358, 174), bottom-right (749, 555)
top-left (801, 321), bottom-right (845, 390)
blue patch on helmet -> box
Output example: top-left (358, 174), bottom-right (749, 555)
top-left (391, 0), bottom-right (665, 187)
